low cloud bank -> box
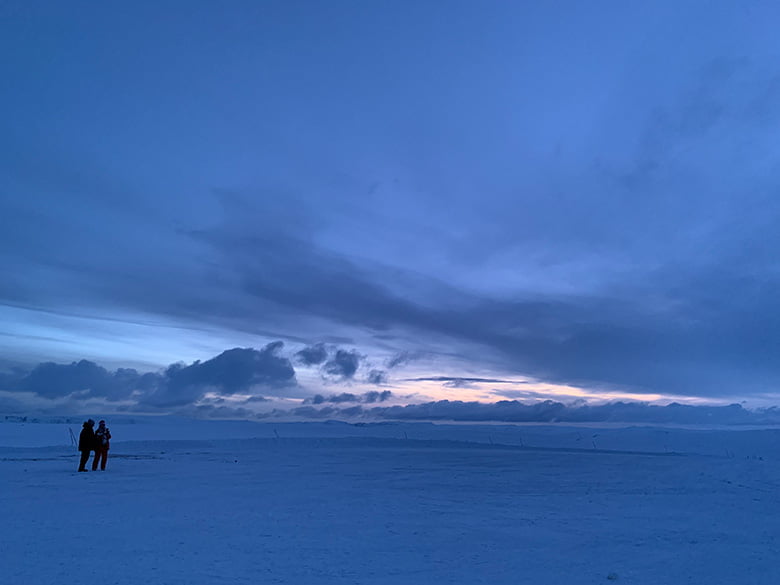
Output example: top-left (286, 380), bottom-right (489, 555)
top-left (303, 390), bottom-right (393, 405)
top-left (0, 344), bottom-right (297, 408)
top-left (263, 399), bottom-right (780, 426)
top-left (4, 349), bottom-right (780, 425)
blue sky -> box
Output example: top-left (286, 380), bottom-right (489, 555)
top-left (2, 2), bottom-right (780, 416)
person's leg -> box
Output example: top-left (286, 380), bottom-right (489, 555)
top-left (78, 451), bottom-right (90, 471)
top-left (91, 450), bottom-right (100, 471)
top-left (100, 450), bottom-right (108, 470)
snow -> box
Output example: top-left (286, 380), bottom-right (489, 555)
top-left (2, 418), bottom-right (780, 584)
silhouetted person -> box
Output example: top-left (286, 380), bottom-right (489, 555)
top-left (92, 419), bottom-right (111, 471)
top-left (77, 419), bottom-right (95, 472)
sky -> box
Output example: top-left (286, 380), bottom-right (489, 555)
top-left (2, 1), bottom-right (780, 419)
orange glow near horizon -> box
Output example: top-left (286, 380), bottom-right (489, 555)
top-left (392, 378), bottom-right (718, 406)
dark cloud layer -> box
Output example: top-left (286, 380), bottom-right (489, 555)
top-left (143, 344), bottom-right (296, 407)
top-left (184, 192), bottom-right (780, 399)
top-left (7, 360), bottom-right (154, 401)
top-left (0, 344), bottom-right (296, 408)
top-left (272, 400), bottom-right (780, 426)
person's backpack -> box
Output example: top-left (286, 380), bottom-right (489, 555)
top-left (96, 428), bottom-right (109, 447)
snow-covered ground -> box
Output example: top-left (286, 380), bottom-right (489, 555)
top-left (2, 418), bottom-right (780, 584)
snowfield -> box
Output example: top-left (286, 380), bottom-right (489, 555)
top-left (2, 418), bottom-right (780, 584)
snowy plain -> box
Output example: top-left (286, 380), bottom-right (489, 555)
top-left (2, 417), bottom-right (780, 584)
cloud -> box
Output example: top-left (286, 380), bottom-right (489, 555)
top-left (295, 343), bottom-right (328, 366)
top-left (280, 405), bottom-right (338, 419)
top-left (307, 393), bottom-right (358, 404)
top-left (0, 367), bottom-right (28, 392)
top-left (189, 404), bottom-right (256, 419)
top-left (191, 207), bottom-right (749, 398)
top-left (363, 390), bottom-right (392, 403)
top-left (15, 360), bottom-right (147, 400)
top-left (118, 401), bottom-right (257, 420)
top-left (369, 400), bottom-right (764, 425)
top-left (386, 351), bottom-right (423, 369)
top-left (2, 344), bottom-right (296, 409)
top-left (243, 395), bottom-right (270, 403)
top-left (8, 164), bottom-right (780, 401)
top-left (488, 388), bottom-right (582, 401)
top-left (141, 343), bottom-right (296, 407)
top-left (406, 376), bottom-right (518, 386)
top-left (5, 42), bottom-right (780, 406)
top-left (261, 399), bottom-right (780, 426)
top-left (304, 390), bottom-right (393, 405)
top-left (323, 349), bottom-right (362, 380)
top-left (367, 370), bottom-right (387, 385)
top-left (0, 392), bottom-right (34, 414)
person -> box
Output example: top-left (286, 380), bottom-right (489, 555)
top-left (77, 419), bottom-right (95, 472)
top-left (92, 419), bottom-right (111, 471)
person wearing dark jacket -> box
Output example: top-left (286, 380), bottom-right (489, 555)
top-left (77, 419), bottom-right (95, 472)
top-left (92, 419), bottom-right (111, 471)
